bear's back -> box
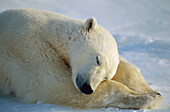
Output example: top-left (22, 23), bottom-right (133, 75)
top-left (0, 8), bottom-right (83, 44)
top-left (0, 8), bottom-right (71, 24)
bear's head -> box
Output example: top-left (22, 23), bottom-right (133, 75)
top-left (69, 18), bottom-right (119, 95)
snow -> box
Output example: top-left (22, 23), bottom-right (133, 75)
top-left (0, 0), bottom-right (170, 111)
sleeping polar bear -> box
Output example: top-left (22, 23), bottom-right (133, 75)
top-left (0, 9), bottom-right (161, 109)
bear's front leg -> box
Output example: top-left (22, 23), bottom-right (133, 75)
top-left (97, 80), bottom-right (162, 109)
top-left (59, 79), bottom-right (161, 109)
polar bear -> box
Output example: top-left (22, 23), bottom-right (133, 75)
top-left (0, 9), bottom-right (161, 109)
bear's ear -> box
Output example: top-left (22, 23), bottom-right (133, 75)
top-left (84, 18), bottom-right (97, 32)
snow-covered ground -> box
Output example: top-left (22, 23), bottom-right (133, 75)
top-left (0, 0), bottom-right (170, 112)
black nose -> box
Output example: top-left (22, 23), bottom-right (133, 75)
top-left (81, 83), bottom-right (93, 94)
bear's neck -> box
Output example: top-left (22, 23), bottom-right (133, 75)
top-left (43, 20), bottom-right (83, 69)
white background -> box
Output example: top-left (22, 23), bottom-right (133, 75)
top-left (0, 0), bottom-right (170, 112)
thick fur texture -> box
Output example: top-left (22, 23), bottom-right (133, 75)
top-left (0, 9), bottom-right (161, 109)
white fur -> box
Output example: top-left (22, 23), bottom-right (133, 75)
top-left (0, 9), bottom-right (161, 109)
